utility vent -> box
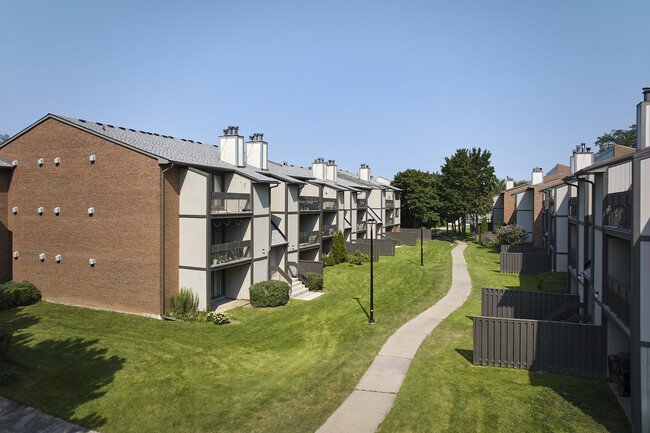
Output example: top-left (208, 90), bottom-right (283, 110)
top-left (54, 207), bottom-right (60, 215)
top-left (12, 160), bottom-right (18, 167)
top-left (89, 154), bottom-right (96, 163)
top-left (12, 206), bottom-right (17, 214)
top-left (88, 207), bottom-right (94, 216)
top-left (13, 251), bottom-right (18, 259)
top-left (39, 253), bottom-right (45, 261)
top-left (38, 207), bottom-right (44, 215)
top-left (38, 158), bottom-right (44, 166)
top-left (89, 258), bottom-right (96, 266)
top-left (54, 157), bottom-right (61, 165)
top-left (55, 254), bottom-right (62, 262)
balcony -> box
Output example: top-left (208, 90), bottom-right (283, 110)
top-left (385, 199), bottom-right (394, 208)
top-left (604, 276), bottom-right (631, 328)
top-left (568, 248), bottom-right (577, 270)
top-left (322, 224), bottom-right (337, 238)
top-left (299, 196), bottom-right (320, 212)
top-left (357, 198), bottom-right (367, 209)
top-left (322, 198), bottom-right (338, 211)
top-left (356, 221), bottom-right (367, 231)
top-left (385, 215), bottom-right (394, 226)
top-left (299, 230), bottom-right (320, 246)
top-left (603, 191), bottom-right (632, 231)
top-left (568, 197), bottom-right (577, 219)
top-left (211, 192), bottom-right (251, 214)
top-left (211, 240), bottom-right (251, 267)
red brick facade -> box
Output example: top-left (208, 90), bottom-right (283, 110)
top-left (0, 118), bottom-right (179, 316)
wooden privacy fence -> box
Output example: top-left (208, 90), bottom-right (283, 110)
top-left (500, 245), bottom-right (551, 274)
top-left (299, 260), bottom-right (323, 275)
top-left (473, 316), bottom-right (602, 378)
top-left (481, 288), bottom-right (579, 321)
top-left (400, 227), bottom-right (432, 240)
top-left (385, 232), bottom-right (417, 246)
top-left (345, 239), bottom-right (395, 261)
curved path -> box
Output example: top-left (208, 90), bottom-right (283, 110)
top-left (317, 241), bottom-right (471, 433)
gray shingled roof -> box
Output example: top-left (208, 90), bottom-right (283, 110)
top-left (0, 156), bottom-right (13, 168)
top-left (270, 218), bottom-right (288, 247)
top-left (52, 115), bottom-right (277, 183)
top-left (264, 161), bottom-right (306, 184)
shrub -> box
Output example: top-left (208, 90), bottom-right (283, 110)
top-left (208, 311), bottom-right (230, 325)
top-left (348, 250), bottom-right (371, 265)
top-left (250, 281), bottom-right (289, 307)
top-left (0, 290), bottom-right (14, 311)
top-left (0, 332), bottom-right (11, 361)
top-left (1, 281), bottom-right (40, 308)
top-left (480, 232), bottom-right (497, 247)
top-left (496, 224), bottom-right (527, 245)
top-left (0, 369), bottom-right (20, 386)
top-left (479, 218), bottom-right (488, 243)
top-left (303, 273), bottom-right (323, 291)
top-left (169, 288), bottom-right (198, 318)
top-left (329, 232), bottom-right (349, 265)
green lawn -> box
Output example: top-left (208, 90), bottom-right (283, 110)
top-left (0, 241), bottom-right (452, 433)
top-left (378, 242), bottom-right (630, 433)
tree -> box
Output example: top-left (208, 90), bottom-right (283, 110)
top-left (0, 134), bottom-right (9, 144)
top-left (595, 125), bottom-right (636, 153)
top-left (391, 169), bottom-right (440, 228)
top-left (440, 148), bottom-right (498, 237)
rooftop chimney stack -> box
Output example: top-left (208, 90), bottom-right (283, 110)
top-left (311, 157), bottom-right (326, 180)
top-left (531, 167), bottom-right (544, 186)
top-left (505, 177), bottom-right (514, 190)
top-left (573, 142), bottom-right (594, 172)
top-left (218, 126), bottom-right (245, 167)
top-left (637, 87), bottom-right (650, 150)
top-left (245, 133), bottom-right (268, 170)
top-left (326, 159), bottom-right (337, 182)
top-left (359, 163), bottom-right (371, 181)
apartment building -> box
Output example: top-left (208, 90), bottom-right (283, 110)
top-left (0, 114), bottom-right (401, 317)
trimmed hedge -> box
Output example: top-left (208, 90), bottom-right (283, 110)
top-left (304, 273), bottom-right (323, 291)
top-left (0, 280), bottom-right (41, 310)
top-left (250, 281), bottom-right (290, 307)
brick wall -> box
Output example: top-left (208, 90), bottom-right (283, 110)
top-left (0, 118), bottom-right (177, 316)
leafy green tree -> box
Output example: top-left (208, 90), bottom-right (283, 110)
top-left (0, 134), bottom-right (9, 144)
top-left (329, 232), bottom-right (348, 264)
top-left (391, 169), bottom-right (440, 228)
top-left (595, 125), bottom-right (636, 153)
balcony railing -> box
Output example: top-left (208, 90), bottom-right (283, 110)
top-left (322, 198), bottom-right (338, 211)
top-left (568, 197), bottom-right (577, 218)
top-left (603, 191), bottom-right (632, 231)
top-left (385, 215), bottom-right (394, 226)
top-left (385, 199), bottom-right (394, 208)
top-left (605, 276), bottom-right (631, 328)
top-left (211, 240), bottom-right (251, 266)
top-left (322, 224), bottom-right (337, 238)
top-left (211, 192), bottom-right (251, 214)
top-left (568, 248), bottom-right (577, 270)
top-left (357, 221), bottom-right (367, 231)
top-left (299, 230), bottom-right (320, 245)
top-left (299, 196), bottom-right (320, 211)
top-left (357, 198), bottom-right (367, 209)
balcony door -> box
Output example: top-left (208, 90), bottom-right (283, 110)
top-left (212, 270), bottom-right (225, 298)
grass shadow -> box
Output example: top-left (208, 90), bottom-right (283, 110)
top-left (353, 297), bottom-right (370, 320)
top-left (455, 349), bottom-right (474, 364)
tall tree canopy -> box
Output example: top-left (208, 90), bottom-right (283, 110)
top-left (440, 148), bottom-right (498, 234)
top-left (595, 124), bottom-right (636, 153)
top-left (391, 169), bottom-right (440, 228)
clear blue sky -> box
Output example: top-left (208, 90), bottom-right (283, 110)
top-left (1, 0), bottom-right (648, 182)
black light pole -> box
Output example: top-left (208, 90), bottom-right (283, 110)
top-left (420, 212), bottom-right (424, 267)
top-left (369, 223), bottom-right (375, 324)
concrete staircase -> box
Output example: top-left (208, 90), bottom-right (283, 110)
top-left (289, 278), bottom-right (309, 299)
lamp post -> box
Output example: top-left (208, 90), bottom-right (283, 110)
top-left (369, 221), bottom-right (375, 324)
top-left (420, 212), bottom-right (424, 267)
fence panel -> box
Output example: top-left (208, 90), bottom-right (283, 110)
top-left (473, 316), bottom-right (602, 378)
top-left (500, 245), bottom-right (551, 274)
top-left (385, 232), bottom-right (417, 246)
top-left (299, 260), bottom-right (323, 275)
top-left (481, 288), bottom-right (578, 320)
top-left (400, 227), bottom-right (432, 240)
top-left (345, 239), bottom-right (395, 261)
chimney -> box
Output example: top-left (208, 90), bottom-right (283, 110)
top-left (245, 133), bottom-right (268, 170)
top-left (359, 163), bottom-right (370, 181)
top-left (311, 157), bottom-right (326, 180)
top-left (505, 177), bottom-right (514, 190)
top-left (531, 167), bottom-right (544, 185)
top-left (218, 126), bottom-right (245, 167)
top-left (569, 154), bottom-right (575, 175)
top-left (573, 142), bottom-right (594, 172)
top-left (326, 159), bottom-right (337, 182)
top-left (637, 87), bottom-right (650, 150)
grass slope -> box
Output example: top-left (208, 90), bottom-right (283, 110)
top-left (0, 241), bottom-right (451, 433)
top-left (378, 243), bottom-right (630, 433)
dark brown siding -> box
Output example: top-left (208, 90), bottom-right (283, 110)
top-left (0, 118), bottom-right (177, 316)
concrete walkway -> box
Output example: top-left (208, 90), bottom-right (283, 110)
top-left (0, 396), bottom-right (99, 433)
top-left (317, 241), bottom-right (471, 433)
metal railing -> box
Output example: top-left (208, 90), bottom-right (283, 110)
top-left (211, 192), bottom-right (252, 214)
top-left (322, 197), bottom-right (338, 211)
top-left (299, 230), bottom-right (320, 245)
top-left (385, 215), bottom-right (394, 226)
top-left (357, 198), bottom-right (367, 208)
top-left (605, 276), bottom-right (631, 328)
top-left (211, 240), bottom-right (251, 266)
top-left (603, 191), bottom-right (632, 231)
top-left (322, 224), bottom-right (337, 237)
top-left (385, 199), bottom-right (394, 208)
top-left (568, 197), bottom-right (577, 218)
top-left (299, 196), bottom-right (320, 211)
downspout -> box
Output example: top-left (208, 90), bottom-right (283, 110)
top-left (268, 182), bottom-right (279, 280)
top-left (583, 177), bottom-right (596, 324)
top-left (160, 162), bottom-right (174, 317)
top-left (564, 179), bottom-right (579, 296)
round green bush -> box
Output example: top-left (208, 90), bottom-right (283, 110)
top-left (0, 290), bottom-right (15, 311)
top-left (249, 281), bottom-right (290, 307)
top-left (305, 273), bottom-right (323, 291)
top-left (1, 281), bottom-right (41, 307)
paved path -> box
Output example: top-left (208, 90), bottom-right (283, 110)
top-left (317, 241), bottom-right (471, 433)
top-left (0, 396), bottom-right (99, 433)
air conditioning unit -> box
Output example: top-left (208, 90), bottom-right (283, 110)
top-left (38, 158), bottom-right (44, 166)
top-left (89, 258), bottom-right (96, 266)
top-left (38, 207), bottom-right (44, 215)
top-left (12, 206), bottom-right (17, 214)
top-left (88, 207), bottom-right (94, 216)
top-left (54, 157), bottom-right (61, 164)
top-left (89, 154), bottom-right (96, 162)
top-left (55, 254), bottom-right (62, 262)
top-left (13, 251), bottom-right (18, 259)
top-left (39, 253), bottom-right (45, 261)
top-left (54, 206), bottom-right (60, 215)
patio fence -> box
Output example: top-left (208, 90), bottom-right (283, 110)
top-left (385, 232), bottom-right (417, 246)
top-left (345, 239), bottom-right (395, 261)
top-left (400, 227), bottom-right (433, 240)
top-left (481, 287), bottom-right (579, 321)
top-left (500, 245), bottom-right (551, 274)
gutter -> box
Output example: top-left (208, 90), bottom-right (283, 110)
top-left (160, 161), bottom-right (174, 317)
